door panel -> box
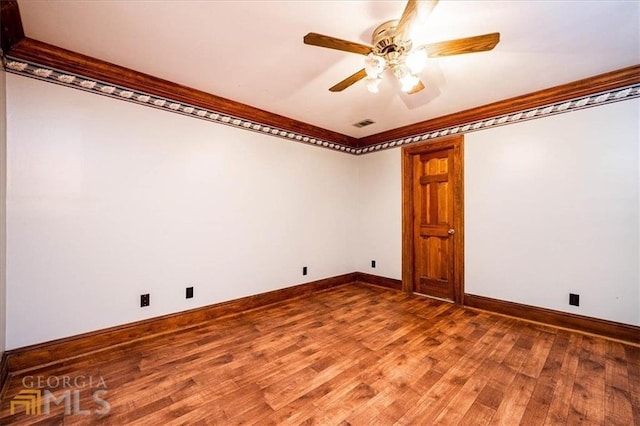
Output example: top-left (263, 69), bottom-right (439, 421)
top-left (402, 136), bottom-right (463, 302)
top-left (412, 147), bottom-right (456, 300)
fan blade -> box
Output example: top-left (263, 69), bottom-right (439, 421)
top-left (396, 0), bottom-right (439, 41)
top-left (408, 80), bottom-right (425, 95)
top-left (329, 69), bottom-right (368, 92)
top-left (425, 32), bottom-right (500, 57)
top-left (304, 33), bottom-right (372, 55)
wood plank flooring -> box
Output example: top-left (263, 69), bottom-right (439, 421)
top-left (1, 283), bottom-right (638, 425)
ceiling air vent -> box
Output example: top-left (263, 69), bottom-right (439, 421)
top-left (353, 119), bottom-right (375, 128)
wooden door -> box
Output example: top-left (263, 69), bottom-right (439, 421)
top-left (402, 137), bottom-right (463, 303)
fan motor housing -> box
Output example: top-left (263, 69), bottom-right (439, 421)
top-left (372, 20), bottom-right (412, 59)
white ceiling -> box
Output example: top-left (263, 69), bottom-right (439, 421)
top-left (16, 0), bottom-right (640, 138)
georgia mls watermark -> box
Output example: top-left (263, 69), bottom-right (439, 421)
top-left (10, 375), bottom-right (110, 416)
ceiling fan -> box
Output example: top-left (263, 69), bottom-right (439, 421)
top-left (303, 0), bottom-right (500, 95)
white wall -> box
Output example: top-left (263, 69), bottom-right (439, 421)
top-left (355, 100), bottom-right (640, 326)
top-left (0, 69), bottom-right (7, 356)
top-left (5, 72), bottom-right (639, 350)
top-left (6, 74), bottom-right (358, 349)
top-left (356, 149), bottom-right (402, 280)
top-left (465, 100), bottom-right (639, 325)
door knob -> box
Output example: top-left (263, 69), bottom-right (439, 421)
top-left (448, 229), bottom-right (455, 235)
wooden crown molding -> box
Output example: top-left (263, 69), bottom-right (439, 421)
top-left (6, 37), bottom-right (358, 148)
top-left (359, 65), bottom-right (640, 148)
top-left (464, 293), bottom-right (640, 345)
top-left (0, 0), bottom-right (24, 55)
top-left (8, 39), bottom-right (637, 156)
top-left (2, 0), bottom-right (360, 149)
top-left (1, 0), bottom-right (638, 154)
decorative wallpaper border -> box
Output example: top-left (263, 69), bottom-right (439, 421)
top-left (4, 57), bottom-right (639, 156)
top-left (355, 83), bottom-right (640, 155)
top-left (3, 58), bottom-right (358, 154)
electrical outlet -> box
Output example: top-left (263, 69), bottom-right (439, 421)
top-left (186, 287), bottom-right (194, 299)
top-left (303, 266), bottom-right (308, 276)
top-left (140, 293), bottom-right (150, 307)
top-left (371, 260), bottom-right (376, 268)
top-left (569, 293), bottom-right (580, 306)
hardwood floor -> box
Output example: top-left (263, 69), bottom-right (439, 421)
top-left (1, 283), bottom-right (638, 425)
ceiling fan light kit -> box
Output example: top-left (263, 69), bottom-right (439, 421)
top-left (303, 0), bottom-right (500, 96)
top-left (364, 53), bottom-right (385, 79)
top-left (363, 23), bottom-right (426, 94)
top-left (365, 75), bottom-right (382, 93)
top-left (394, 64), bottom-right (422, 93)
top-left (369, 19), bottom-right (424, 93)
top-left (364, 53), bottom-right (385, 93)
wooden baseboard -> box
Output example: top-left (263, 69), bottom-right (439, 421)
top-left (0, 352), bottom-right (8, 399)
top-left (6, 274), bottom-right (636, 377)
top-left (464, 293), bottom-right (640, 344)
top-left (355, 272), bottom-right (402, 291)
top-left (5, 273), bottom-right (356, 373)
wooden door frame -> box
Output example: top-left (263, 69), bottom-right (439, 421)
top-left (401, 135), bottom-right (464, 304)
